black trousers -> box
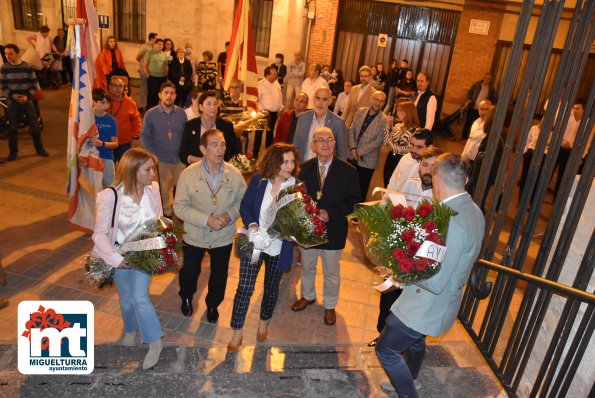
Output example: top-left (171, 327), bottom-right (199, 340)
top-left (252, 111), bottom-right (277, 158)
top-left (462, 108), bottom-right (479, 140)
top-left (383, 152), bottom-right (403, 187)
top-left (377, 289), bottom-right (402, 333)
top-left (7, 100), bottom-right (44, 154)
top-left (554, 147), bottom-right (571, 197)
top-left (178, 242), bottom-right (233, 309)
top-left (350, 160), bottom-right (375, 202)
top-left (147, 75), bottom-right (167, 110)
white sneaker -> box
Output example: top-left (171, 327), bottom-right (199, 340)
top-left (122, 331), bottom-right (136, 347)
top-left (142, 339), bottom-right (163, 370)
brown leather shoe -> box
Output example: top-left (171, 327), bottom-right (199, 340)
top-left (291, 297), bottom-right (315, 312)
top-left (324, 309), bottom-right (336, 325)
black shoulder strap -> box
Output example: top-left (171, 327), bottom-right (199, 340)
top-left (108, 187), bottom-right (118, 228)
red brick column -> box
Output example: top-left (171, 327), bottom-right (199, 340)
top-left (305, 0), bottom-right (339, 67)
top-left (443, 6), bottom-right (504, 109)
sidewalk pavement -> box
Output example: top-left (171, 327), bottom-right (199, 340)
top-left (0, 89), bottom-right (505, 397)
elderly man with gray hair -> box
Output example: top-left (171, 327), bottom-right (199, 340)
top-left (376, 153), bottom-right (485, 398)
top-left (291, 127), bottom-right (360, 325)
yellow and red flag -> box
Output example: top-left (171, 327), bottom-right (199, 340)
top-left (223, 0), bottom-right (259, 109)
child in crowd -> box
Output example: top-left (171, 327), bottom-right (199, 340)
top-left (91, 88), bottom-right (119, 188)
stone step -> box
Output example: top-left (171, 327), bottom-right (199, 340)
top-left (0, 343), bottom-right (505, 397)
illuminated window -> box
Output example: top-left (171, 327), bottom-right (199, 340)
top-left (12, 0), bottom-right (43, 31)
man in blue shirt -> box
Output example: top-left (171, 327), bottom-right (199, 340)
top-left (141, 81), bottom-right (187, 217)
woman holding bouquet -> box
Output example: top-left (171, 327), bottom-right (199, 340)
top-left (227, 143), bottom-right (300, 352)
top-left (91, 148), bottom-right (164, 370)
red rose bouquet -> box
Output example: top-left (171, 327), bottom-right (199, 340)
top-left (119, 216), bottom-right (183, 275)
top-left (85, 217), bottom-right (183, 288)
top-left (352, 200), bottom-right (457, 284)
top-left (236, 182), bottom-right (328, 260)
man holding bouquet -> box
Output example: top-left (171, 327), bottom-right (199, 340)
top-left (291, 127), bottom-right (361, 325)
top-left (375, 153), bottom-right (485, 397)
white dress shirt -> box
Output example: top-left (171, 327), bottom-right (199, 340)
top-left (563, 115), bottom-right (580, 147)
top-left (387, 153), bottom-right (419, 192)
top-left (524, 124), bottom-right (541, 153)
top-left (303, 113), bottom-right (326, 162)
top-left (461, 118), bottom-right (485, 161)
top-left (414, 90), bottom-right (437, 130)
top-left (400, 177), bottom-right (433, 206)
top-left (333, 91), bottom-right (348, 114)
top-left (260, 176), bottom-right (296, 256)
top-left (258, 78), bottom-right (284, 112)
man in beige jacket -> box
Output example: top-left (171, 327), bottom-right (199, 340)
top-left (341, 65), bottom-right (377, 128)
top-left (173, 129), bottom-right (246, 322)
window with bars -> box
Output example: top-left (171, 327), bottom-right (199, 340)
top-left (12, 0), bottom-right (43, 31)
top-left (113, 0), bottom-right (146, 43)
top-left (61, 0), bottom-right (76, 28)
top-left (251, 0), bottom-right (273, 57)
top-left (235, 0), bottom-right (274, 57)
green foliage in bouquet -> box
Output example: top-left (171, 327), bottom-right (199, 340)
top-left (352, 199), bottom-right (458, 284)
top-left (229, 154), bottom-right (256, 174)
top-left (268, 183), bottom-right (327, 245)
top-left (123, 217), bottom-right (185, 275)
top-left (236, 182), bottom-right (328, 259)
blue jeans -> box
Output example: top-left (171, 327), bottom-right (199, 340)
top-left (375, 313), bottom-right (426, 398)
top-left (114, 268), bottom-right (162, 344)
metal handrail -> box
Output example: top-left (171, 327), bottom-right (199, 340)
top-left (469, 260), bottom-right (595, 304)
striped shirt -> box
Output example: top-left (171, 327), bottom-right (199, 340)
top-left (0, 61), bottom-right (37, 100)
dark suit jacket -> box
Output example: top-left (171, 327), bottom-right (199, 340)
top-left (240, 175), bottom-right (294, 270)
top-left (168, 58), bottom-right (193, 87)
top-left (179, 117), bottom-right (240, 166)
top-left (293, 110), bottom-right (348, 163)
top-left (299, 157), bottom-right (361, 250)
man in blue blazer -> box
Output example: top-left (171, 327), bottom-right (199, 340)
top-left (291, 127), bottom-right (361, 325)
top-left (376, 153), bottom-right (485, 397)
top-left (292, 87), bottom-right (348, 163)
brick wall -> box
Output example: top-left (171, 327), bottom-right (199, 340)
top-left (442, 6), bottom-right (504, 113)
top-left (305, 0), bottom-right (339, 67)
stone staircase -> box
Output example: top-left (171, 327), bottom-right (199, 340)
top-left (0, 343), bottom-right (506, 397)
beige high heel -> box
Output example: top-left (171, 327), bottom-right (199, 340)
top-left (227, 330), bottom-right (243, 352)
top-left (256, 320), bottom-right (269, 342)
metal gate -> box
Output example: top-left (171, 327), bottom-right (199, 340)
top-left (461, 0), bottom-right (595, 396)
top-left (333, 0), bottom-right (459, 97)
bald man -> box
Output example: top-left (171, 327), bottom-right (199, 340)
top-left (292, 86), bottom-right (348, 163)
top-left (347, 91), bottom-right (388, 201)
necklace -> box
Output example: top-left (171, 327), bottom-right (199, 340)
top-left (203, 163), bottom-right (223, 205)
top-left (160, 106), bottom-right (174, 140)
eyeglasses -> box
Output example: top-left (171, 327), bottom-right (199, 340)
top-left (314, 138), bottom-right (335, 144)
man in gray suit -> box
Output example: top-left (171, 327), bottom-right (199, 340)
top-left (292, 86), bottom-right (348, 163)
top-left (347, 91), bottom-right (388, 201)
top-left (375, 153), bottom-right (485, 398)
